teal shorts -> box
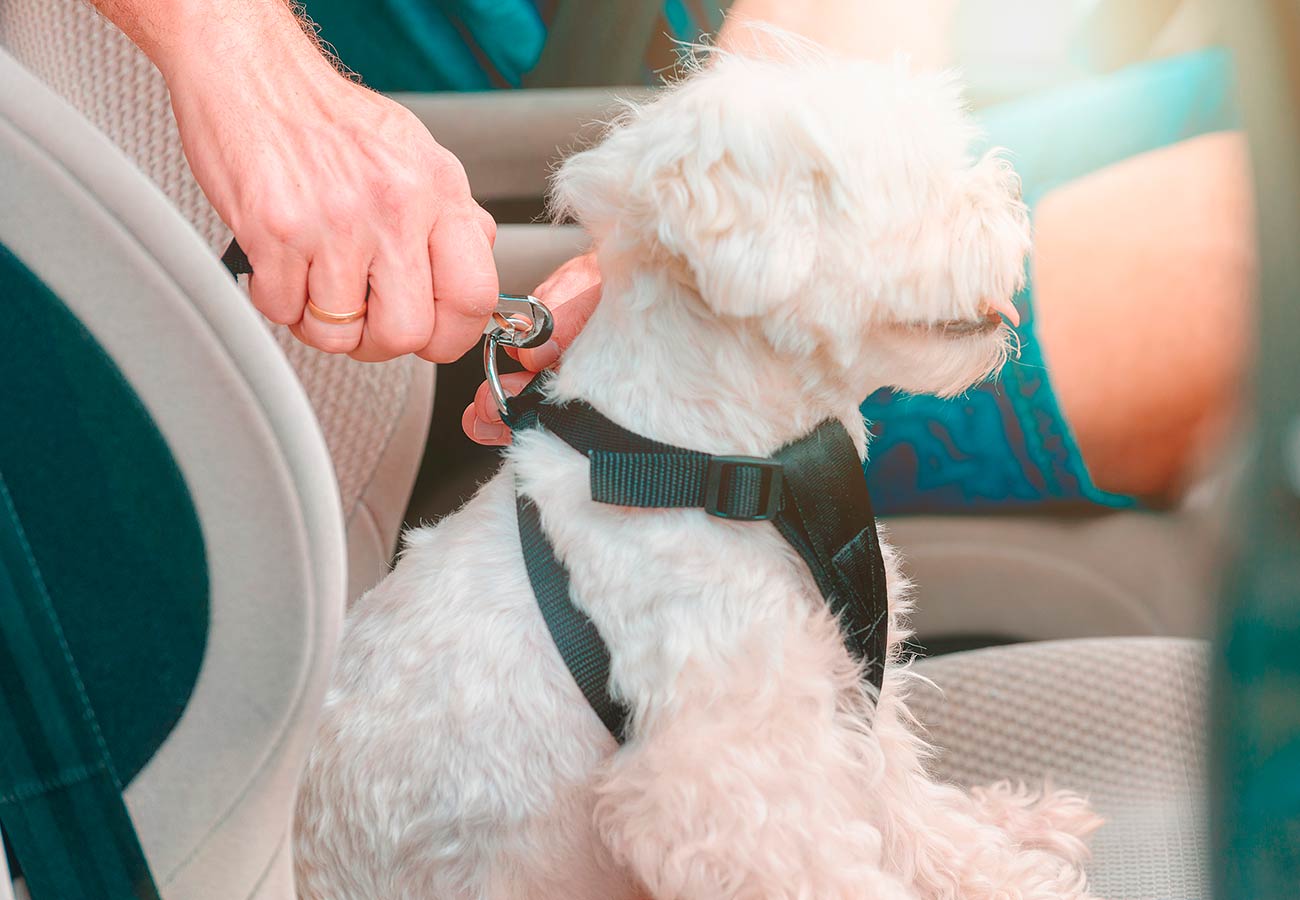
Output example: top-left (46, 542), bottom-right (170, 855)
top-left (861, 48), bottom-right (1240, 513)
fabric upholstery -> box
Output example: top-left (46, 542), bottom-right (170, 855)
top-left (887, 505), bottom-right (1224, 644)
top-left (911, 638), bottom-right (1210, 900)
top-left (0, 0), bottom-right (432, 591)
top-left (1, 44), bottom-right (345, 898)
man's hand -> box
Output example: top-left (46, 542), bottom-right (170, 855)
top-left (464, 253), bottom-right (602, 445)
top-left (95, 0), bottom-right (498, 362)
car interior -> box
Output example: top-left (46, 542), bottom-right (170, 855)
top-left (0, 1), bottom-right (1292, 898)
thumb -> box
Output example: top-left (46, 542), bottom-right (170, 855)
top-left (518, 280), bottom-right (602, 371)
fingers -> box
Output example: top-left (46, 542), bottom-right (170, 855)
top-left (512, 253), bottom-right (601, 370)
top-left (246, 247), bottom-right (309, 325)
top-left (518, 281), bottom-right (602, 371)
top-left (351, 242), bottom-right (436, 362)
top-left (461, 403), bottom-right (509, 446)
top-left (420, 213), bottom-right (499, 364)
top-left (534, 252), bottom-right (601, 304)
top-left (297, 250), bottom-right (371, 354)
top-left (463, 370), bottom-right (534, 445)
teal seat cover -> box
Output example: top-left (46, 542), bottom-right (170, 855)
top-left (0, 243), bottom-right (208, 893)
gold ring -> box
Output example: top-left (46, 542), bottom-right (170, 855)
top-left (306, 298), bottom-right (367, 325)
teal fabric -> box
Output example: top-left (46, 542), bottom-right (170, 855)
top-left (1, 476), bottom-right (161, 899)
top-left (0, 244), bottom-right (208, 891)
top-left (304, 0), bottom-right (726, 92)
top-left (860, 49), bottom-right (1240, 513)
top-left (310, 0), bottom-right (545, 91)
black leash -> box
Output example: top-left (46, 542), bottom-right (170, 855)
top-left (504, 378), bottom-right (889, 744)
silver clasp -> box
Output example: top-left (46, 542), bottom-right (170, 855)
top-left (484, 294), bottom-right (553, 350)
top-left (483, 294), bottom-right (553, 418)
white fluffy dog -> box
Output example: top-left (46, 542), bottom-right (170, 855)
top-left (295, 42), bottom-right (1102, 900)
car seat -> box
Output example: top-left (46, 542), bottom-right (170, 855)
top-left (0, 47), bottom-right (343, 899)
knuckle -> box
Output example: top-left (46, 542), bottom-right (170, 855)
top-left (428, 152), bottom-right (471, 198)
top-left (476, 208), bottom-right (498, 245)
top-left (388, 166), bottom-right (425, 199)
top-left (256, 206), bottom-right (306, 245)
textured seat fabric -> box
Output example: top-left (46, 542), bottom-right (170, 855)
top-left (0, 0), bottom-right (432, 599)
top-left (911, 638), bottom-right (1210, 900)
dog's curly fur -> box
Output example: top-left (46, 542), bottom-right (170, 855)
top-left (295, 41), bottom-right (1102, 900)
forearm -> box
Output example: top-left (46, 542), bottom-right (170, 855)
top-left (720, 0), bottom-right (958, 68)
top-left (87, 0), bottom-right (328, 83)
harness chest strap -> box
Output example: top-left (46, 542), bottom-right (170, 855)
top-left (505, 382), bottom-right (889, 745)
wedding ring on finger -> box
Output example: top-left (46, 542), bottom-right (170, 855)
top-left (306, 298), bottom-right (368, 325)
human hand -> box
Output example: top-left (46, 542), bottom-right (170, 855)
top-left (156, 4), bottom-right (498, 362)
top-left (463, 253), bottom-right (602, 445)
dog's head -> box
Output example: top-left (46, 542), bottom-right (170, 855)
top-left (552, 40), bottom-right (1030, 400)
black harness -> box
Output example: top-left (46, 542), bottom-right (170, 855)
top-left (503, 379), bottom-right (890, 744)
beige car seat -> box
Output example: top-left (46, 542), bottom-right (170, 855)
top-left (0, 0), bottom-right (434, 602)
top-left (911, 638), bottom-right (1210, 900)
top-left (0, 45), bottom-right (343, 898)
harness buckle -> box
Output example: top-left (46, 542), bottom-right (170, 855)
top-left (704, 457), bottom-right (784, 521)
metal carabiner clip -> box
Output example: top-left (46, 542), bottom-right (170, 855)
top-left (483, 294), bottom-right (553, 418)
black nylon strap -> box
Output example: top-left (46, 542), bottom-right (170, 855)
top-left (220, 238), bottom-right (253, 277)
top-left (508, 378), bottom-right (888, 743)
top-left (515, 493), bottom-right (629, 741)
top-left (770, 426), bottom-right (888, 688)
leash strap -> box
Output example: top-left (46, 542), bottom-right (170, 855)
top-left (506, 380), bottom-right (888, 745)
top-left (0, 473), bottom-right (162, 900)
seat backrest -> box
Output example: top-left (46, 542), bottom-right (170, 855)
top-left (0, 46), bottom-right (344, 899)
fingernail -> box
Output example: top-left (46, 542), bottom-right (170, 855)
top-left (521, 340), bottom-right (560, 371)
top-left (473, 419), bottom-right (509, 443)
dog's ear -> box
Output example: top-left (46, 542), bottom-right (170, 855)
top-left (551, 61), bottom-right (830, 320)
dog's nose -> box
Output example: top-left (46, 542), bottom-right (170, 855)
top-left (983, 295), bottom-right (1021, 328)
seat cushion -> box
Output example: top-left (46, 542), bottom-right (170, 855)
top-left (911, 637), bottom-right (1210, 900)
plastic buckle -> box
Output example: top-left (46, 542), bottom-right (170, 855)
top-left (704, 457), bottom-right (784, 521)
